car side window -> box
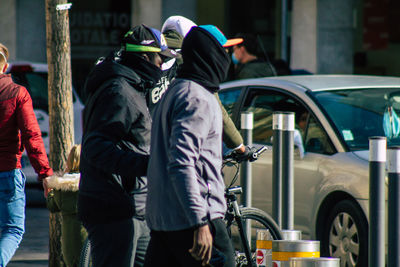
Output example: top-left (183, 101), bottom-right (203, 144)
top-left (243, 92), bottom-right (283, 144)
top-left (242, 88), bottom-right (335, 155)
top-left (219, 87), bottom-right (242, 117)
top-left (304, 115), bottom-right (335, 154)
top-left (243, 89), bottom-right (305, 144)
top-left (12, 72), bottom-right (49, 112)
top-left (25, 73), bottom-right (49, 112)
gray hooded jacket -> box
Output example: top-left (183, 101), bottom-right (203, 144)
top-left (146, 26), bottom-right (232, 231)
top-left (146, 79), bottom-right (226, 231)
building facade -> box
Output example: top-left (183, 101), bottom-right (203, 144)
top-left (1, 0), bottom-right (399, 94)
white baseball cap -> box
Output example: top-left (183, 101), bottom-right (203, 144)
top-left (161, 15), bottom-right (197, 37)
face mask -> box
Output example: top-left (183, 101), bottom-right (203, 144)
top-left (383, 106), bottom-right (400, 139)
top-left (231, 53), bottom-right (239, 65)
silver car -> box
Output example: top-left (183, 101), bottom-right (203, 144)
top-left (219, 75), bottom-right (400, 267)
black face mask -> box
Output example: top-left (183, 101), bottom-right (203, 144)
top-left (119, 51), bottom-right (163, 90)
top-left (176, 27), bottom-right (230, 93)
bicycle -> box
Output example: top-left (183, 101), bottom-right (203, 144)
top-left (223, 146), bottom-right (282, 267)
top-left (79, 145), bottom-right (282, 267)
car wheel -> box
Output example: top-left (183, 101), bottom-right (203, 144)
top-left (321, 199), bottom-right (368, 267)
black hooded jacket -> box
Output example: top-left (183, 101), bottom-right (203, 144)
top-left (78, 52), bottom-right (162, 223)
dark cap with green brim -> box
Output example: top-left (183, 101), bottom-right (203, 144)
top-left (121, 24), bottom-right (177, 58)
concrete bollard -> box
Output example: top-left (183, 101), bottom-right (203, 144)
top-left (289, 257), bottom-right (339, 267)
top-left (282, 230), bottom-right (302, 240)
top-left (256, 229), bottom-right (272, 267)
top-left (272, 240), bottom-right (320, 267)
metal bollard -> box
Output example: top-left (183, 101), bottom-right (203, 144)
top-left (282, 230), bottom-right (302, 240)
top-left (272, 240), bottom-right (320, 267)
top-left (388, 146), bottom-right (400, 267)
top-left (272, 112), bottom-right (283, 228)
top-left (289, 257), bottom-right (339, 267)
top-left (241, 111), bottom-right (253, 208)
top-left (256, 229), bottom-right (272, 267)
top-left (282, 112), bottom-right (295, 230)
top-left (368, 137), bottom-right (386, 267)
top-left (241, 111), bottom-right (253, 246)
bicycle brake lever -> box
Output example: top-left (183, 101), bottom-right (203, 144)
top-left (249, 146), bottom-right (268, 161)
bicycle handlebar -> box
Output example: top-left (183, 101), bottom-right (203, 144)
top-left (223, 145), bottom-right (269, 163)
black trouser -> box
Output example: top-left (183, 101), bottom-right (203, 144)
top-left (144, 218), bottom-right (234, 267)
top-left (84, 217), bottom-right (150, 267)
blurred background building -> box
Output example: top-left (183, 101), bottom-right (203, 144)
top-left (1, 0), bottom-right (399, 97)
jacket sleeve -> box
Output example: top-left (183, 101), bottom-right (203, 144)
top-left (214, 93), bottom-right (243, 149)
top-left (16, 86), bottom-right (53, 180)
top-left (81, 84), bottom-right (148, 178)
top-left (166, 91), bottom-right (212, 227)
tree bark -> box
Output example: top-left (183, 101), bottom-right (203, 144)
top-left (45, 0), bottom-right (74, 266)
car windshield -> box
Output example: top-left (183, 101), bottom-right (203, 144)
top-left (313, 87), bottom-right (400, 151)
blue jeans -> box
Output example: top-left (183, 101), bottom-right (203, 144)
top-left (0, 169), bottom-right (26, 267)
top-left (84, 217), bottom-right (150, 267)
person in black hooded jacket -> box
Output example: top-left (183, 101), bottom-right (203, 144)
top-left (78, 24), bottom-right (176, 267)
top-left (144, 25), bottom-right (242, 267)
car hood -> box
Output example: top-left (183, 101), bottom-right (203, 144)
top-left (352, 150), bottom-right (369, 162)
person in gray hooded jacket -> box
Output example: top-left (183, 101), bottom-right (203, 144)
top-left (145, 25), bottom-right (243, 267)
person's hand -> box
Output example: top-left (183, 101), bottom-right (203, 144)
top-left (235, 144), bottom-right (246, 154)
top-left (42, 177), bottom-right (51, 198)
top-left (189, 224), bottom-right (213, 266)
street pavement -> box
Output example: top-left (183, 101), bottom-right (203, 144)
top-left (8, 188), bottom-right (49, 267)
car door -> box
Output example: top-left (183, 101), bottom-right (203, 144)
top-left (233, 86), bottom-right (337, 237)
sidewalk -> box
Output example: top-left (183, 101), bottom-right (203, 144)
top-left (8, 189), bottom-right (49, 267)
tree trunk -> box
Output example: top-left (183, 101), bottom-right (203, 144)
top-left (45, 0), bottom-right (74, 266)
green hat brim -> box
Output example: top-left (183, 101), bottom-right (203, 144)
top-left (125, 43), bottom-right (162, 53)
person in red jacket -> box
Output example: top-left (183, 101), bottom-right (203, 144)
top-left (0, 43), bottom-right (53, 266)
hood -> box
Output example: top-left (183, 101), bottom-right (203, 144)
top-left (176, 27), bottom-right (230, 92)
top-left (352, 150), bottom-right (369, 162)
top-left (161, 15), bottom-right (197, 37)
top-left (0, 74), bottom-right (13, 91)
top-left (83, 52), bottom-right (162, 100)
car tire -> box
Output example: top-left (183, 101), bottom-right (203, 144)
top-left (321, 199), bottom-right (368, 267)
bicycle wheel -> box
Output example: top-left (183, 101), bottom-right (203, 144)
top-left (79, 237), bottom-right (92, 267)
top-left (227, 207), bottom-right (282, 266)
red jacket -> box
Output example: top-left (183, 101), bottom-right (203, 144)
top-left (0, 74), bottom-right (53, 180)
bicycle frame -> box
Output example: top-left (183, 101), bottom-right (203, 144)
top-left (225, 186), bottom-right (254, 266)
top-left (223, 146), bottom-right (280, 266)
